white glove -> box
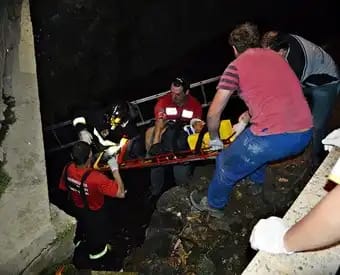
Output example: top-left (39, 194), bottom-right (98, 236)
top-left (250, 216), bottom-right (292, 254)
top-left (183, 124), bottom-right (195, 135)
top-left (107, 157), bottom-right (119, 172)
top-left (79, 129), bottom-right (93, 145)
top-left (209, 138), bottom-right (224, 151)
top-left (104, 145), bottom-right (120, 158)
top-left (232, 121), bottom-right (248, 138)
top-left (322, 129), bottom-right (340, 152)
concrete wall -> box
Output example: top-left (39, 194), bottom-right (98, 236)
top-left (0, 1), bottom-right (75, 274)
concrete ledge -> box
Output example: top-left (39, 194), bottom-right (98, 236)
top-left (22, 205), bottom-right (76, 275)
top-left (242, 148), bottom-right (340, 275)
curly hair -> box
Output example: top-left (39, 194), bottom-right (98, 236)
top-left (261, 31), bottom-right (289, 51)
top-left (228, 22), bottom-right (260, 53)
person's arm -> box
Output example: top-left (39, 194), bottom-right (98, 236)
top-left (193, 99), bottom-right (203, 120)
top-left (284, 184), bottom-right (340, 252)
top-left (208, 63), bottom-right (239, 140)
top-left (107, 157), bottom-right (126, 198)
top-left (111, 170), bottom-right (126, 198)
top-left (58, 166), bottom-right (68, 191)
top-left (207, 89), bottom-right (233, 139)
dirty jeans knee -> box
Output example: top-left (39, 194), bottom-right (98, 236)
top-left (207, 128), bottom-right (313, 209)
top-left (248, 165), bottom-right (266, 184)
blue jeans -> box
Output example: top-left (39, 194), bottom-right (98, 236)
top-left (207, 127), bottom-right (312, 209)
top-left (303, 82), bottom-right (339, 165)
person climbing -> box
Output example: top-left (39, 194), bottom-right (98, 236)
top-left (73, 100), bottom-right (145, 160)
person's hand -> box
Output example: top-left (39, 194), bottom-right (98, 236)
top-left (209, 138), bottom-right (224, 151)
top-left (322, 129), bottom-right (340, 152)
top-left (107, 157), bottom-right (119, 172)
top-left (79, 129), bottom-right (93, 145)
top-left (105, 145), bottom-right (120, 157)
top-left (154, 118), bottom-right (166, 130)
top-left (233, 121), bottom-right (248, 138)
top-left (250, 216), bottom-right (292, 254)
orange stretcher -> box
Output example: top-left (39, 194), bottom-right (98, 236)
top-left (93, 120), bottom-right (235, 171)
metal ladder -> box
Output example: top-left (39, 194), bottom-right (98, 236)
top-left (44, 75), bottom-right (221, 154)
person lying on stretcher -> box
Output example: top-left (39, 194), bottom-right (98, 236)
top-left (185, 110), bottom-right (251, 150)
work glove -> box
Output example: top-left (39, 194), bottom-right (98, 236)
top-left (209, 138), bottom-right (224, 151)
top-left (322, 129), bottom-right (340, 152)
top-left (79, 129), bottom-right (93, 145)
top-left (250, 216), bottom-right (293, 254)
top-left (232, 121), bottom-right (248, 138)
top-left (107, 156), bottom-right (119, 172)
top-left (183, 124), bottom-right (195, 135)
top-left (104, 144), bottom-right (120, 158)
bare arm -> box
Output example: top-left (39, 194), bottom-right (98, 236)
top-left (112, 170), bottom-right (126, 198)
top-left (207, 89), bottom-right (233, 139)
top-left (284, 184), bottom-right (340, 252)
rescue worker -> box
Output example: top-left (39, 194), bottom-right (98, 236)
top-left (261, 31), bottom-right (339, 167)
top-left (73, 100), bottom-right (144, 159)
top-left (59, 141), bottom-right (126, 269)
top-left (190, 22), bottom-right (313, 218)
top-left (145, 77), bottom-right (202, 199)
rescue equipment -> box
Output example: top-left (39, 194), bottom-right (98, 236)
top-left (93, 131), bottom-right (235, 171)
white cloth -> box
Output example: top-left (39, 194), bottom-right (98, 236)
top-left (322, 128), bottom-right (340, 152)
top-left (104, 145), bottom-right (121, 158)
top-left (209, 138), bottom-right (224, 151)
top-left (250, 216), bottom-right (292, 254)
top-left (79, 129), bottom-right (93, 145)
top-left (232, 121), bottom-right (248, 138)
top-left (107, 157), bottom-right (119, 172)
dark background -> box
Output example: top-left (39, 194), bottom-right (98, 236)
top-left (29, 0), bottom-right (340, 125)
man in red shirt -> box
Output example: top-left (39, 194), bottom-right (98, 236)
top-left (190, 22), bottom-right (313, 218)
top-left (59, 141), bottom-right (125, 268)
top-left (145, 77), bottom-right (202, 200)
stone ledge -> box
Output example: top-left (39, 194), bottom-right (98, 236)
top-left (242, 148), bottom-right (340, 275)
top-left (21, 205), bottom-right (76, 275)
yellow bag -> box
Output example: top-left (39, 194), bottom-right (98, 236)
top-left (187, 119), bottom-right (234, 150)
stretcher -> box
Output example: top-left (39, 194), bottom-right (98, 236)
top-left (93, 120), bottom-right (235, 171)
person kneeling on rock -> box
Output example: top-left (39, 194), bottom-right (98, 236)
top-left (190, 22), bottom-right (313, 218)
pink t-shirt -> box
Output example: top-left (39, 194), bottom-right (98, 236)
top-left (217, 48), bottom-right (312, 135)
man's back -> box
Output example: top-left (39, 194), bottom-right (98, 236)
top-left (288, 34), bottom-right (339, 85)
top-left (234, 48), bottom-right (312, 135)
top-left (59, 163), bottom-right (118, 211)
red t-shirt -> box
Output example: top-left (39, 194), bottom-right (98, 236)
top-left (59, 163), bottom-right (118, 211)
top-left (154, 93), bottom-right (202, 121)
top-left (217, 48), bottom-right (312, 135)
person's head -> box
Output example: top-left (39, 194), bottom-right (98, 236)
top-left (71, 141), bottom-right (92, 166)
top-left (170, 77), bottom-right (190, 106)
top-left (228, 22), bottom-right (260, 57)
top-left (190, 118), bottom-right (205, 133)
top-left (261, 31), bottom-right (289, 57)
top-left (106, 100), bottom-right (130, 129)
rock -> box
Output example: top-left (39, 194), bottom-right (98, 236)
top-left (195, 255), bottom-right (216, 275)
top-left (156, 186), bottom-right (191, 218)
top-left (145, 210), bottom-right (183, 239)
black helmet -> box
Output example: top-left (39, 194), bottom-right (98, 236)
top-left (108, 101), bottom-right (130, 128)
